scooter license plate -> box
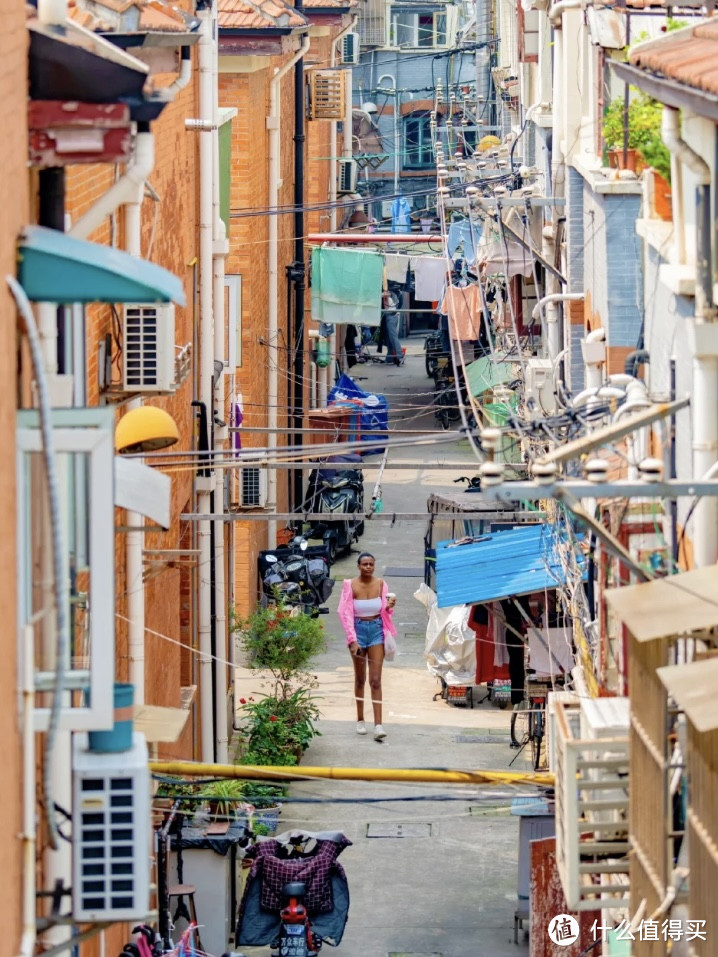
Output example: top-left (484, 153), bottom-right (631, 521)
top-left (280, 923), bottom-right (308, 957)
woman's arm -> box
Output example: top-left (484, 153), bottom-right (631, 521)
top-left (337, 579), bottom-right (357, 645)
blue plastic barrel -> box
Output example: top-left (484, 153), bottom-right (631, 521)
top-left (88, 682), bottom-right (135, 752)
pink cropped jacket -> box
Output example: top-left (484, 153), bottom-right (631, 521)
top-left (337, 579), bottom-right (397, 646)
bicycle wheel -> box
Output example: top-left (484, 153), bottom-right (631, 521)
top-left (510, 704), bottom-right (530, 749)
top-left (529, 702), bottom-right (545, 771)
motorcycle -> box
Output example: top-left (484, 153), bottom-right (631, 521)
top-left (299, 454), bottom-right (365, 563)
top-left (261, 536), bottom-right (334, 616)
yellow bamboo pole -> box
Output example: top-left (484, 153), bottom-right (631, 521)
top-left (150, 760), bottom-right (554, 789)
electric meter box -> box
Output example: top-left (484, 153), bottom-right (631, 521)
top-left (72, 732), bottom-right (151, 922)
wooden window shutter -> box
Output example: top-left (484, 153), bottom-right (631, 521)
top-left (309, 69), bottom-right (347, 120)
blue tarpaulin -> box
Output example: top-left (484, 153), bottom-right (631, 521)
top-left (435, 523), bottom-right (583, 608)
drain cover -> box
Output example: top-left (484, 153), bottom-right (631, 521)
top-left (454, 734), bottom-right (500, 744)
top-left (382, 566), bottom-right (424, 577)
top-left (366, 823), bottom-right (432, 838)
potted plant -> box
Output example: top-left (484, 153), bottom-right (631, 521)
top-left (602, 93), bottom-right (664, 170)
top-left (236, 782), bottom-right (287, 834)
top-left (196, 778), bottom-right (247, 823)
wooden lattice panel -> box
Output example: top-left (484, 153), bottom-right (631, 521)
top-left (309, 70), bottom-right (347, 120)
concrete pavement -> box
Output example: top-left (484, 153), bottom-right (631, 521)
top-left (234, 335), bottom-right (534, 957)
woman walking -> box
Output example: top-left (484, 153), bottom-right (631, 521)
top-left (337, 552), bottom-right (397, 741)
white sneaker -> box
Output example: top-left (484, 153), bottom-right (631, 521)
top-left (374, 725), bottom-right (387, 741)
top-left (356, 721), bottom-right (367, 735)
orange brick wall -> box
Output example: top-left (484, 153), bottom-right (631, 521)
top-left (220, 60), bottom-right (294, 611)
top-left (219, 27), bottom-right (348, 617)
top-left (0, 6), bottom-right (27, 951)
top-left (63, 78), bottom-right (198, 757)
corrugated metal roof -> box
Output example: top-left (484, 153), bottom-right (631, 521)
top-left (218, 0), bottom-right (308, 30)
top-left (435, 523), bottom-right (578, 608)
top-left (629, 20), bottom-right (718, 96)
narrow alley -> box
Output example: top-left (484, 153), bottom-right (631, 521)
top-left (235, 337), bottom-right (537, 957)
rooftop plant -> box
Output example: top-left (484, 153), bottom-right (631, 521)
top-left (602, 92), bottom-right (671, 183)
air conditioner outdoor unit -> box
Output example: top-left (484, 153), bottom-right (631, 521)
top-left (341, 31), bottom-right (360, 64)
top-left (338, 158), bottom-right (357, 194)
top-left (72, 733), bottom-right (151, 922)
top-left (240, 466), bottom-right (267, 508)
top-left (122, 303), bottom-right (176, 393)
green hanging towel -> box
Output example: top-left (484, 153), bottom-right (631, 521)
top-left (311, 246), bottom-right (383, 327)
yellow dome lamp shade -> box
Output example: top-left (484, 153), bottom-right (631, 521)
top-left (115, 406), bottom-right (180, 455)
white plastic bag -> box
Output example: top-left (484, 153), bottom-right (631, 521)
top-left (384, 632), bottom-right (397, 662)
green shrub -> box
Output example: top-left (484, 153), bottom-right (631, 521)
top-left (231, 602), bottom-right (326, 699)
top-left (602, 93), bottom-right (671, 182)
top-left (239, 688), bottom-right (321, 767)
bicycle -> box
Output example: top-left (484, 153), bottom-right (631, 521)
top-left (509, 680), bottom-right (550, 771)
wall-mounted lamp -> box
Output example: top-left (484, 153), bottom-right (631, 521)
top-left (115, 406), bottom-right (180, 454)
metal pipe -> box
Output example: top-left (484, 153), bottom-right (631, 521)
top-left (16, 631), bottom-right (35, 957)
top-left (69, 130), bottom-right (154, 240)
top-left (124, 125), bottom-right (153, 707)
top-left (212, 29), bottom-right (229, 766)
top-left (268, 36), bottom-right (310, 545)
top-left (548, 0), bottom-right (581, 25)
top-left (150, 759), bottom-right (553, 788)
top-left (662, 106), bottom-right (717, 565)
top-left (198, 6), bottom-right (216, 761)
top-left (292, 30), bottom-right (307, 512)
top-left (307, 233), bottom-right (443, 243)
top-left (532, 292), bottom-right (584, 362)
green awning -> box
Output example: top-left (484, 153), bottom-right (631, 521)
top-left (17, 226), bottom-right (185, 305)
top-left (465, 355), bottom-right (515, 398)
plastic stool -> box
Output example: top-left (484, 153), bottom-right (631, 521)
top-left (168, 884), bottom-right (203, 951)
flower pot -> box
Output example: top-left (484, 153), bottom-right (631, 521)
top-left (651, 170), bottom-right (672, 221)
top-left (237, 803), bottom-right (282, 835)
top-left (608, 148), bottom-right (645, 174)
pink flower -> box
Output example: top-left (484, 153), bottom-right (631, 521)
top-left (239, 698), bottom-right (247, 704)
top-left (269, 715), bottom-right (278, 723)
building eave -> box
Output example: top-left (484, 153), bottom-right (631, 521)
top-left (611, 59), bottom-right (718, 123)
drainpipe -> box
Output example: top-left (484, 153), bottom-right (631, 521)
top-left (291, 24), bottom-right (307, 512)
top-left (122, 123), bottom-right (154, 708)
top-left (197, 3), bottom-right (216, 761)
top-left (17, 626), bottom-right (35, 957)
top-left (212, 23), bottom-right (229, 766)
top-left (268, 35), bottom-right (310, 547)
top-left (378, 75), bottom-right (399, 193)
top-left (69, 130), bottom-right (154, 241)
top-left (155, 45), bottom-right (192, 102)
top-left (583, 327), bottom-right (605, 391)
top-left (531, 292), bottom-right (584, 362)
top-left (662, 107), bottom-right (717, 566)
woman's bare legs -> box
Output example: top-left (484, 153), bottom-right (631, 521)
top-left (366, 644), bottom-right (385, 726)
top-left (351, 651), bottom-right (367, 721)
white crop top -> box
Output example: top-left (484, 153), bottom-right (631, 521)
top-left (353, 596), bottom-right (382, 617)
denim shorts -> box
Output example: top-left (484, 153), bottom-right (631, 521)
top-left (354, 617), bottom-right (384, 649)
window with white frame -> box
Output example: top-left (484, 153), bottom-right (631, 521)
top-left (17, 407), bottom-right (115, 732)
top-left (403, 110), bottom-right (436, 169)
top-left (390, 7), bottom-right (448, 48)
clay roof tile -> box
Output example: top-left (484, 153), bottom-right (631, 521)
top-left (629, 19), bottom-right (718, 96)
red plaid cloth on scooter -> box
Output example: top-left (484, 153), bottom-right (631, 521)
top-left (244, 836), bottom-right (351, 914)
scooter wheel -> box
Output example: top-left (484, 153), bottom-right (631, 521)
top-left (326, 540), bottom-right (337, 564)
